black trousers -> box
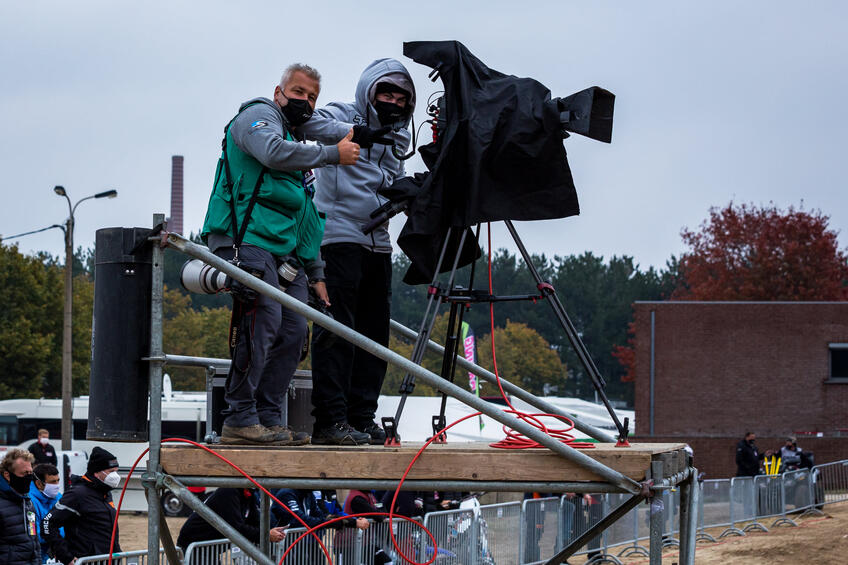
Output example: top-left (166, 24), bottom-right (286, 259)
top-left (311, 244), bottom-right (391, 428)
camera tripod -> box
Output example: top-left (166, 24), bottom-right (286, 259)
top-left (381, 220), bottom-right (630, 446)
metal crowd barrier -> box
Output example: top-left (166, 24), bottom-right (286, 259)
top-left (86, 459), bottom-right (848, 565)
top-left (700, 479), bottom-right (738, 538)
top-left (479, 501), bottom-right (521, 564)
top-left (814, 459), bottom-right (848, 505)
top-left (75, 548), bottom-right (181, 565)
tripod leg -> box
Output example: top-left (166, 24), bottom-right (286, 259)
top-left (503, 220), bottom-right (629, 442)
top-left (388, 227), bottom-right (471, 443)
top-left (431, 301), bottom-right (461, 442)
top-left (434, 226), bottom-right (481, 441)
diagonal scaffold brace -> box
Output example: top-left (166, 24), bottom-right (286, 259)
top-left (164, 232), bottom-right (643, 495)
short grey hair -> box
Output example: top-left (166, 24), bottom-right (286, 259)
top-left (279, 63), bottom-right (321, 89)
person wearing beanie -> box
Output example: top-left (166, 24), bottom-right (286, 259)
top-left (309, 58), bottom-right (416, 445)
top-left (43, 446), bottom-right (121, 564)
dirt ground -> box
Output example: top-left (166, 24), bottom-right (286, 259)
top-left (569, 502), bottom-right (848, 565)
top-left (119, 503), bottom-right (848, 564)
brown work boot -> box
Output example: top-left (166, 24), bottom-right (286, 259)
top-left (220, 424), bottom-right (289, 445)
top-left (267, 425), bottom-right (311, 446)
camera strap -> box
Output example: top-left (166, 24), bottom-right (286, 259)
top-left (220, 102), bottom-right (280, 257)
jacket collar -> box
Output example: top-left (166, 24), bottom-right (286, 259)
top-left (0, 473), bottom-right (27, 501)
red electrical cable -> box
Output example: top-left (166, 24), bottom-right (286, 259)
top-left (106, 438), bottom-right (439, 565)
top-left (102, 224), bottom-right (601, 564)
top-left (483, 223), bottom-right (595, 451)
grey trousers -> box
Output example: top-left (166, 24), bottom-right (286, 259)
top-left (214, 245), bottom-right (308, 428)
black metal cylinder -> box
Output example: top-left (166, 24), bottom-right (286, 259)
top-left (88, 227), bottom-right (152, 441)
top-left (286, 373), bottom-right (314, 434)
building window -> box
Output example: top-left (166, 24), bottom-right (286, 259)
top-left (829, 344), bottom-right (848, 382)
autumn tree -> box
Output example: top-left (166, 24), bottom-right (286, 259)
top-left (673, 202), bottom-right (848, 300)
top-left (476, 319), bottom-right (566, 396)
top-left (381, 312), bottom-right (457, 397)
top-left (162, 287), bottom-right (231, 390)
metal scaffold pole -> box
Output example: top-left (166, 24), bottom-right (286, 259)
top-left (166, 233), bottom-right (643, 495)
top-left (146, 214), bottom-right (165, 565)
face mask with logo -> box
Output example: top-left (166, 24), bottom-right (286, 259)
top-left (8, 472), bottom-right (33, 495)
top-left (374, 100), bottom-right (405, 126)
top-left (281, 96), bottom-right (313, 126)
top-left (103, 471), bottom-right (121, 489)
top-left (43, 482), bottom-right (61, 498)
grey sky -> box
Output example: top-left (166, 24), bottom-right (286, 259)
top-left (2, 1), bottom-right (846, 271)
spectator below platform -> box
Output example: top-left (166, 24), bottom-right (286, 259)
top-left (735, 431), bottom-right (765, 477)
top-left (43, 446), bottom-right (122, 565)
top-left (0, 448), bottom-right (40, 565)
top-left (177, 488), bottom-right (285, 551)
top-left (29, 463), bottom-right (62, 563)
top-left (28, 429), bottom-right (57, 466)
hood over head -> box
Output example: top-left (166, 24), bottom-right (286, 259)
top-left (354, 58), bottom-right (416, 128)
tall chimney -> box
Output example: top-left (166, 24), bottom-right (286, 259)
top-left (170, 155), bottom-right (184, 235)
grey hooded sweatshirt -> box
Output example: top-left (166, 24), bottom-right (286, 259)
top-left (310, 58), bottom-right (416, 253)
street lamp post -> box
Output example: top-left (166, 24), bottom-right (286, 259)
top-left (53, 186), bottom-right (118, 450)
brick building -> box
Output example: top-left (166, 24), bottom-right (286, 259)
top-left (631, 301), bottom-right (848, 478)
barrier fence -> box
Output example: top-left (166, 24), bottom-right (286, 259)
top-left (76, 458), bottom-right (848, 565)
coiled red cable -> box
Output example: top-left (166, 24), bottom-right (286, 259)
top-left (483, 223), bottom-right (595, 450)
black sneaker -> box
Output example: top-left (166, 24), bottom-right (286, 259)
top-left (355, 421), bottom-right (387, 445)
top-left (311, 422), bottom-right (370, 445)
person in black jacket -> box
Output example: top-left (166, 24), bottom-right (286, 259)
top-left (0, 448), bottom-right (40, 565)
top-left (272, 489), bottom-right (368, 562)
top-left (735, 431), bottom-right (764, 477)
top-left (43, 446), bottom-right (122, 565)
top-left (176, 488), bottom-right (285, 551)
top-left (28, 429), bottom-right (58, 466)
top-left (422, 490), bottom-right (464, 513)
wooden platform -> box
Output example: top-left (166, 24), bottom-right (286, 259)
top-left (160, 442), bottom-right (687, 483)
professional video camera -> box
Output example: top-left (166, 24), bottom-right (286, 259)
top-left (363, 40), bottom-right (615, 284)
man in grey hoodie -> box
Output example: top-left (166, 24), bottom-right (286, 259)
top-left (310, 59), bottom-right (416, 445)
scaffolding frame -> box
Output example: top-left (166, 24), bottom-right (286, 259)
top-left (137, 216), bottom-right (698, 565)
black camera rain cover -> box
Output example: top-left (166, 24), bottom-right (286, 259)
top-left (395, 40), bottom-right (580, 284)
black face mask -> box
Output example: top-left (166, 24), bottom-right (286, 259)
top-left (7, 472), bottom-right (33, 495)
top-left (374, 100), bottom-right (406, 126)
top-left (281, 97), bottom-right (313, 127)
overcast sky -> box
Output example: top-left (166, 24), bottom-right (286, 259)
top-left (2, 1), bottom-right (846, 271)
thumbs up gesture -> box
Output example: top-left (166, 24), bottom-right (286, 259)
top-left (337, 129), bottom-right (361, 165)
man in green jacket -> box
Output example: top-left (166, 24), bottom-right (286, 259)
top-left (201, 63), bottom-right (363, 445)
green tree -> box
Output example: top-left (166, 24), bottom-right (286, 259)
top-left (390, 249), bottom-right (674, 406)
top-left (381, 313), bottom-right (452, 397)
top-left (0, 243), bottom-right (62, 398)
top-left (162, 287), bottom-right (231, 390)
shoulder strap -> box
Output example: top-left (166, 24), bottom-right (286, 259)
top-left (221, 101), bottom-right (288, 252)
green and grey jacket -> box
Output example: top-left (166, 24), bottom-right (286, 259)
top-left (201, 98), bottom-right (349, 265)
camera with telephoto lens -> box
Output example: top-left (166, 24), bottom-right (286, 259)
top-left (180, 259), bottom-right (228, 294)
top-left (180, 258), bottom-right (265, 303)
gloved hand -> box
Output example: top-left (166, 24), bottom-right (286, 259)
top-left (351, 125), bottom-right (393, 148)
